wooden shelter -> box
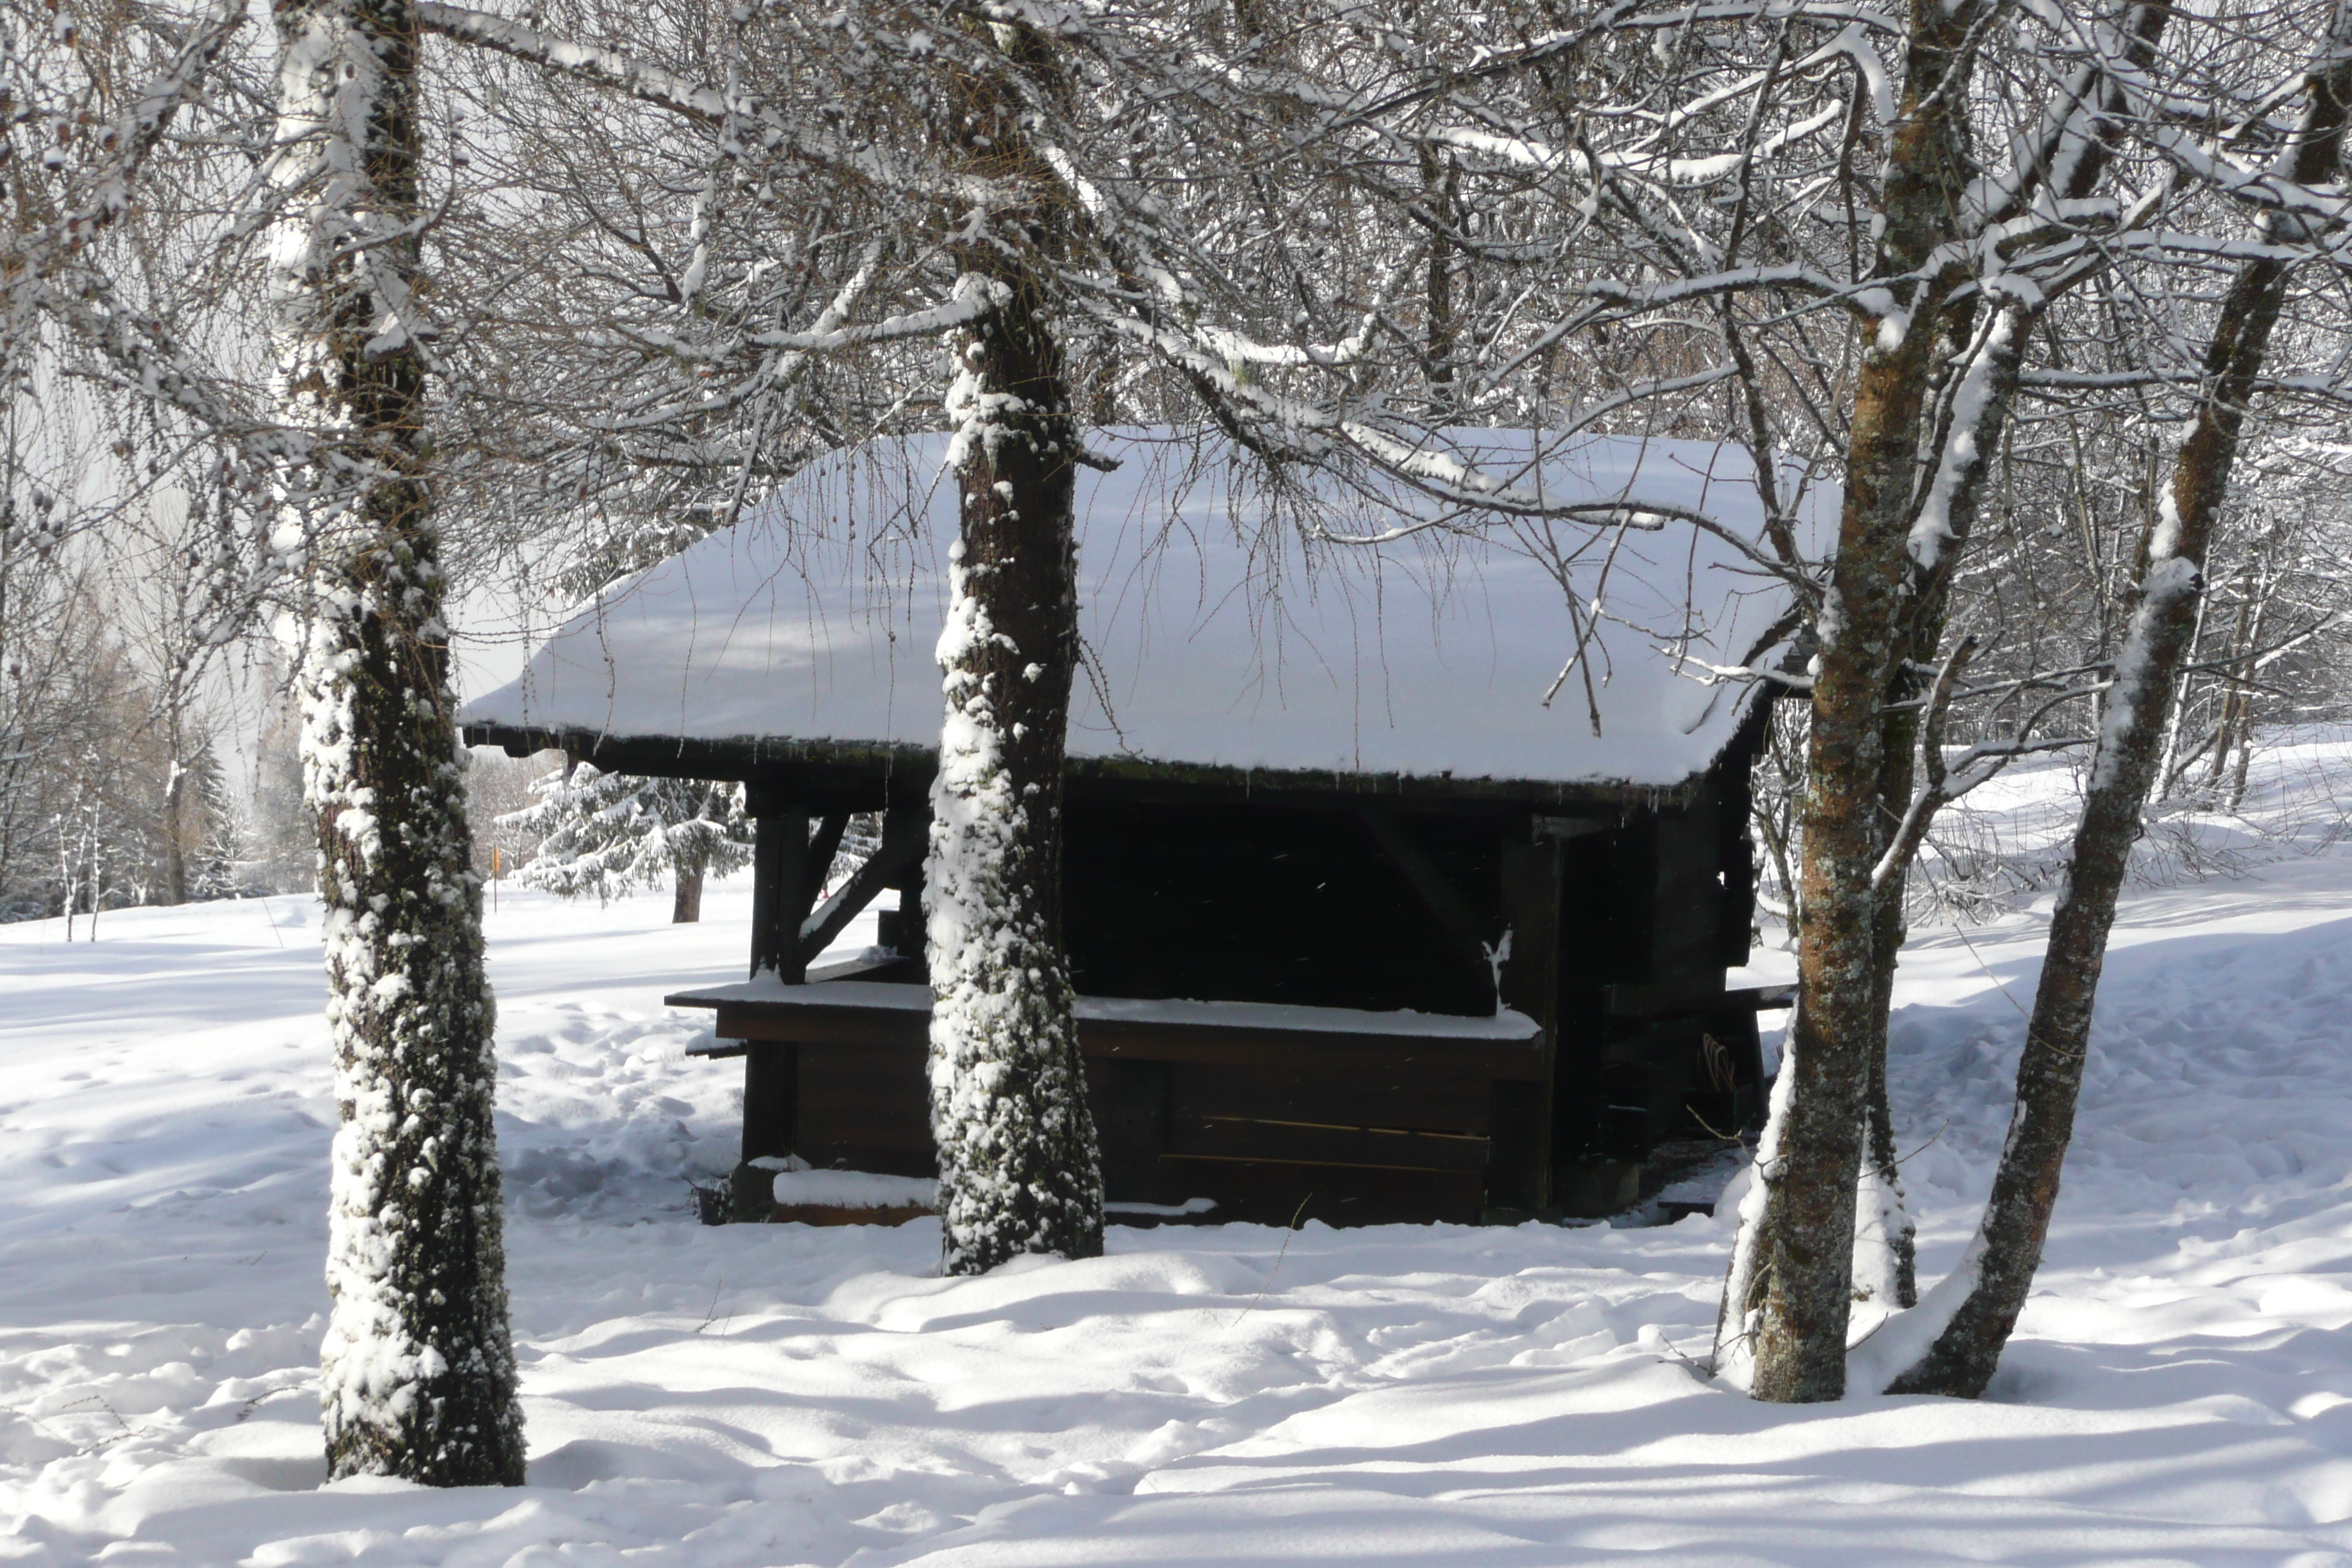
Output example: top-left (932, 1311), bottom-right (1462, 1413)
top-left (461, 429), bottom-right (1824, 1223)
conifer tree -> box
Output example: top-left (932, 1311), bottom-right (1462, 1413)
top-left (501, 765), bottom-right (751, 922)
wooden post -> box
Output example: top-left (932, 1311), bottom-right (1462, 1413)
top-left (746, 786), bottom-right (813, 983)
top-left (736, 785), bottom-right (813, 1212)
top-left (732, 1042), bottom-right (799, 1219)
top-left (1490, 834), bottom-right (1562, 1213)
top-left (879, 808), bottom-right (931, 959)
top-left (1554, 819), bottom-right (1637, 1216)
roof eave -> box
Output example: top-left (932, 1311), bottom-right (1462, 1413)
top-left (459, 717), bottom-right (1732, 813)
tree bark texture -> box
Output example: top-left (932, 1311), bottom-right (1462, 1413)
top-left (163, 750), bottom-right (189, 906)
top-left (1888, 19), bottom-right (2352, 1397)
top-left (1746, 0), bottom-right (1988, 1404)
top-left (672, 856), bottom-right (705, 924)
top-left (273, 0), bottom-right (524, 1484)
top-left (1850, 298), bottom-right (2030, 1316)
top-left (923, 24), bottom-right (1104, 1276)
top-left (1844, 0), bottom-right (2174, 1319)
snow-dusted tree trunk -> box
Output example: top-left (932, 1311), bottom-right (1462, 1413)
top-left (923, 21), bottom-right (1104, 1278)
top-left (1733, 0), bottom-right (1992, 1404)
top-left (162, 754), bottom-right (189, 906)
top-left (271, 0), bottom-right (524, 1484)
top-left (1885, 16), bottom-right (2352, 1398)
top-left (672, 857), bottom-right (706, 924)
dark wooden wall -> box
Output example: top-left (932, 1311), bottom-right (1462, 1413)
top-left (1550, 737), bottom-right (1768, 1207)
top-left (736, 1019), bottom-right (1537, 1226)
top-left (1060, 801), bottom-right (1502, 1017)
top-left (720, 715), bottom-right (1775, 1223)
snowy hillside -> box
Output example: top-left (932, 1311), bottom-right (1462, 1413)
top-left (9, 748), bottom-right (2352, 1565)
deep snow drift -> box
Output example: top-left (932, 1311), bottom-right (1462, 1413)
top-left (9, 746), bottom-right (2352, 1565)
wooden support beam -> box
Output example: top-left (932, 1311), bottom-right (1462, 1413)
top-left (748, 798), bottom-right (813, 981)
top-left (878, 843), bottom-right (927, 958)
top-left (799, 808), bottom-right (926, 965)
top-left (1355, 806), bottom-right (1493, 1003)
top-left (1488, 837), bottom-right (1561, 1213)
top-left (1604, 981), bottom-right (1793, 1019)
top-left (807, 811), bottom-right (850, 897)
top-left (741, 1044), bottom-right (796, 1161)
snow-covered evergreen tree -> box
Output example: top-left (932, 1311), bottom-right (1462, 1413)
top-left (270, 0), bottom-right (522, 1485)
top-left (188, 762), bottom-right (248, 900)
top-left (500, 764), bottom-right (751, 923)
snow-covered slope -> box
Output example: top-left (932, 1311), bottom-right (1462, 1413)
top-left (461, 429), bottom-right (1831, 787)
top-left (8, 742), bottom-right (2352, 1565)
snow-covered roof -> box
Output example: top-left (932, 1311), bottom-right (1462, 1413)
top-left (461, 428), bottom-right (1831, 789)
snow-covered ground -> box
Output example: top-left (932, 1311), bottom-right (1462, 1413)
top-left (10, 750), bottom-right (2352, 1566)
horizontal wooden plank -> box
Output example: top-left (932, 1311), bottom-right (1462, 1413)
top-left (687, 986), bottom-right (1545, 1079)
top-left (1169, 1061), bottom-right (1493, 1136)
top-left (797, 1048), bottom-right (930, 1153)
top-left (790, 1143), bottom-right (937, 1180)
top-left (1165, 1115), bottom-right (1490, 1173)
top-left (714, 1003), bottom-right (928, 1049)
top-left (1603, 982), bottom-right (1793, 1020)
top-left (1083, 1025), bottom-right (1545, 1079)
top-left (1157, 1156), bottom-right (1486, 1226)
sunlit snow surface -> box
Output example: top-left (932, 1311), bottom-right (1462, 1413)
top-left (10, 742), bottom-right (2352, 1563)
top-left (461, 429), bottom-right (1833, 786)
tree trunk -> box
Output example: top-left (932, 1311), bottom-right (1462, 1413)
top-left (2152, 584), bottom-right (2209, 798)
top-left (273, 0), bottom-right (524, 1484)
top-left (2193, 577), bottom-right (2256, 793)
top-left (163, 758), bottom-right (189, 906)
top-left (1858, 941), bottom-right (1918, 1308)
top-left (1886, 18), bottom-right (2352, 1397)
top-left (85, 813), bottom-right (100, 940)
top-left (923, 23), bottom-right (1104, 1277)
top-left (1738, 0), bottom-right (2176, 1384)
top-left (1738, 0), bottom-right (1989, 1403)
top-left (2227, 701), bottom-right (2258, 813)
top-left (59, 826), bottom-right (76, 941)
top-left (2212, 573), bottom-right (2269, 805)
top-left (672, 855), bottom-right (705, 924)
top-left (1848, 301), bottom-right (2033, 1316)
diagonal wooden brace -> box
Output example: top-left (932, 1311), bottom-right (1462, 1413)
top-left (798, 807), bottom-right (927, 967)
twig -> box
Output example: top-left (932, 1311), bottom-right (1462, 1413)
top-left (1684, 1104), bottom-right (1748, 1145)
top-left (695, 1278), bottom-right (729, 1335)
top-left (1894, 1119), bottom-right (1950, 1166)
top-left (1224, 1194), bottom-right (1313, 1328)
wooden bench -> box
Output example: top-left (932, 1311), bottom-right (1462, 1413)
top-left (671, 975), bottom-right (1548, 1226)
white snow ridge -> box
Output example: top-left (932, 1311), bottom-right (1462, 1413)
top-left (10, 742), bottom-right (2352, 1564)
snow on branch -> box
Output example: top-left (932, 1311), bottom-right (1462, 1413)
top-left (5, 0), bottom-right (246, 275)
top-left (2141, 125), bottom-right (2352, 230)
top-left (413, 1), bottom-right (1004, 206)
top-left (1870, 641), bottom-right (2100, 892)
top-left (746, 289), bottom-right (998, 353)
